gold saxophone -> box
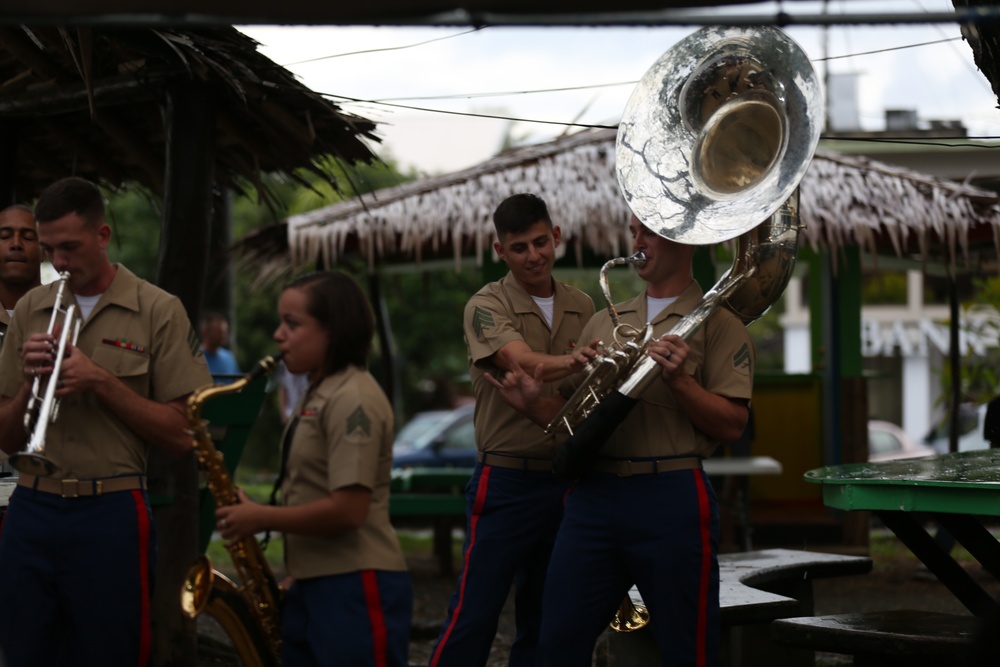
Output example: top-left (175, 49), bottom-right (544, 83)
top-left (180, 355), bottom-right (283, 667)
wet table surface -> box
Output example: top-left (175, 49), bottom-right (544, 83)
top-left (805, 449), bottom-right (1000, 515)
top-left (805, 449), bottom-right (1000, 617)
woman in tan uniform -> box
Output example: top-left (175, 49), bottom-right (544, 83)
top-left (217, 271), bottom-right (412, 667)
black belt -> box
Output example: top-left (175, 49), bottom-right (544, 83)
top-left (592, 456), bottom-right (702, 477)
top-left (477, 451), bottom-right (553, 472)
top-left (18, 473), bottom-right (147, 498)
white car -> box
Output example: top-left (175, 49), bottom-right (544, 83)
top-left (868, 420), bottom-right (937, 462)
top-left (924, 403), bottom-right (990, 455)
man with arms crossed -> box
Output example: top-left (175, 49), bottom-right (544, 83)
top-left (492, 214), bottom-right (753, 667)
top-left (429, 193), bottom-right (597, 667)
top-left (0, 177), bottom-right (212, 667)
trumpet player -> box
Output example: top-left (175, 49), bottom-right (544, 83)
top-left (488, 215), bottom-right (754, 667)
top-left (0, 177), bottom-right (212, 667)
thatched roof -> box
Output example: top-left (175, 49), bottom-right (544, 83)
top-left (0, 25), bottom-right (379, 205)
top-left (239, 127), bottom-right (1000, 281)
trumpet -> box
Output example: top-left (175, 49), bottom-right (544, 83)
top-left (12, 272), bottom-right (82, 476)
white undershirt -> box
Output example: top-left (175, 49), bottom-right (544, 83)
top-left (647, 295), bottom-right (679, 321)
top-left (72, 294), bottom-right (102, 321)
top-left (4, 309), bottom-right (11, 318)
top-left (532, 294), bottom-right (555, 328)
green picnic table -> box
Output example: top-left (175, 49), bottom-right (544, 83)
top-left (390, 467), bottom-right (473, 574)
top-left (805, 449), bottom-right (1000, 617)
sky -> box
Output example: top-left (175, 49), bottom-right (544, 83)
top-left (239, 0), bottom-right (1000, 176)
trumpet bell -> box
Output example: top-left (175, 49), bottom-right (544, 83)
top-left (617, 25), bottom-right (822, 244)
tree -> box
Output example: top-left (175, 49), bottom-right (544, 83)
top-left (953, 0), bottom-right (1000, 108)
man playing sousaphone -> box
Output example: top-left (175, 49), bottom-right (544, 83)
top-left (490, 214), bottom-right (754, 665)
top-left (487, 23), bottom-right (821, 666)
top-left (0, 177), bottom-right (211, 667)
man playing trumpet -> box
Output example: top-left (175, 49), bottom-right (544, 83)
top-left (0, 177), bottom-right (211, 667)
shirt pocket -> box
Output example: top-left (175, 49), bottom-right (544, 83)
top-left (91, 345), bottom-right (151, 396)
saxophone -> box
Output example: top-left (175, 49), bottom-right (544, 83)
top-left (180, 355), bottom-right (283, 667)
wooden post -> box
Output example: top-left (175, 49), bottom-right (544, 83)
top-left (204, 188), bottom-right (235, 341)
top-left (150, 78), bottom-right (215, 667)
top-left (0, 121), bottom-right (18, 206)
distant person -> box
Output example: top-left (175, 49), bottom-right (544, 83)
top-left (216, 271), bottom-right (411, 666)
top-left (275, 359), bottom-right (309, 424)
top-left (429, 193), bottom-right (597, 667)
top-left (200, 311), bottom-right (240, 379)
top-left (0, 205), bottom-right (41, 353)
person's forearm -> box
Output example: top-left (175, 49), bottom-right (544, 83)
top-left (258, 494), bottom-right (369, 537)
top-left (91, 374), bottom-right (193, 456)
top-left (514, 350), bottom-right (578, 382)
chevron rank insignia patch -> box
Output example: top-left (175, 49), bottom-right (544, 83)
top-left (733, 343), bottom-right (751, 373)
top-left (472, 306), bottom-right (495, 338)
top-left (187, 326), bottom-right (202, 357)
top-left (346, 406), bottom-right (372, 440)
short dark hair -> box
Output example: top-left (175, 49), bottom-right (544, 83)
top-left (286, 271), bottom-right (374, 377)
top-left (1, 204), bottom-right (34, 217)
top-left (200, 311), bottom-right (229, 327)
top-left (35, 177), bottom-right (104, 226)
top-left (492, 193), bottom-right (552, 241)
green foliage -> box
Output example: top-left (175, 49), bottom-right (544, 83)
top-left (939, 275), bottom-right (1000, 405)
top-left (376, 269), bottom-right (483, 416)
top-left (861, 271), bottom-right (908, 305)
top-left (104, 186), bottom-right (163, 281)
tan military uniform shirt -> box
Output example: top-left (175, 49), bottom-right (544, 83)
top-left (569, 281), bottom-right (754, 460)
top-left (0, 265), bottom-right (212, 480)
top-left (465, 272), bottom-right (595, 459)
top-left (0, 308), bottom-right (10, 353)
top-left (281, 366), bottom-right (407, 579)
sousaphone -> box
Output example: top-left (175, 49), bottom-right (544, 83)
top-left (550, 25), bottom-right (822, 475)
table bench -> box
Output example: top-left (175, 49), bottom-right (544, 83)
top-left (389, 467), bottom-right (470, 574)
top-left (603, 548), bottom-right (873, 667)
top-left (771, 609), bottom-right (988, 666)
top-left (704, 456), bottom-right (783, 552)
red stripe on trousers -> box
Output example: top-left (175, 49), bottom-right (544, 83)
top-left (131, 490), bottom-right (152, 667)
top-left (428, 465), bottom-right (492, 667)
top-left (693, 471), bottom-right (712, 667)
top-left (361, 570), bottom-right (389, 667)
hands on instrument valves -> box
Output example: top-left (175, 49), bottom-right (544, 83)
top-left (22, 327), bottom-right (105, 396)
top-left (485, 332), bottom-right (690, 423)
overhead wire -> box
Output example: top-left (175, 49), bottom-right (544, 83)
top-left (254, 16), bottom-right (1000, 142)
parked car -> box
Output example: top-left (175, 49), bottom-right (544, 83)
top-left (868, 420), bottom-right (937, 462)
top-left (924, 403), bottom-right (990, 455)
top-left (392, 403), bottom-right (477, 469)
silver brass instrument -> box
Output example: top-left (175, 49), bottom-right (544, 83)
top-left (13, 272), bottom-right (82, 476)
top-left (547, 25), bottom-right (823, 633)
top-left (549, 24), bottom-right (821, 448)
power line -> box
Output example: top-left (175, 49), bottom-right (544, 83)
top-left (279, 27), bottom-right (482, 66)
top-left (815, 35), bottom-right (961, 61)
